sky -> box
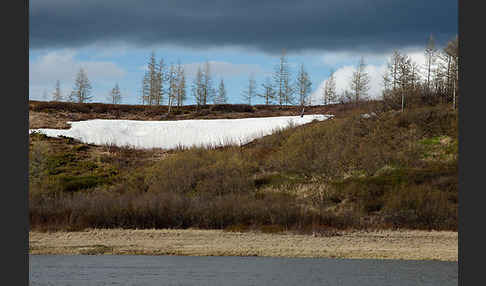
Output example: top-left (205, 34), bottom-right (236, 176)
top-left (29, 0), bottom-right (457, 105)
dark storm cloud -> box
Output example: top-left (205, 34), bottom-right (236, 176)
top-left (30, 0), bottom-right (457, 54)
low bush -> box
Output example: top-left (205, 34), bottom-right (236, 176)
top-left (210, 104), bottom-right (254, 113)
top-left (145, 147), bottom-right (258, 196)
top-left (29, 190), bottom-right (332, 231)
top-left (383, 184), bottom-right (457, 230)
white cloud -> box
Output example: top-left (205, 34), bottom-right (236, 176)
top-left (29, 49), bottom-right (126, 100)
top-left (136, 61), bottom-right (265, 80)
top-left (310, 49), bottom-right (428, 105)
top-left (182, 61), bottom-right (265, 78)
top-left (320, 48), bottom-right (427, 67)
top-left (320, 51), bottom-right (389, 67)
top-left (309, 63), bottom-right (386, 105)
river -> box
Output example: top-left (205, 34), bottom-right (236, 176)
top-left (30, 255), bottom-right (457, 286)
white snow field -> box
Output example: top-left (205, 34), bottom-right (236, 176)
top-left (29, 115), bottom-right (332, 150)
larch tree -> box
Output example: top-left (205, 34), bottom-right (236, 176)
top-left (141, 73), bottom-right (150, 104)
top-left (215, 78), bottom-right (228, 104)
top-left (350, 57), bottom-right (370, 104)
top-left (323, 69), bottom-right (337, 105)
top-left (283, 70), bottom-right (295, 106)
top-left (274, 49), bottom-right (292, 106)
top-left (154, 58), bottom-right (165, 105)
top-left (443, 36), bottom-right (459, 109)
top-left (192, 66), bottom-right (205, 107)
top-left (424, 34), bottom-right (438, 91)
top-left (140, 63), bottom-right (147, 105)
top-left (259, 77), bottom-right (276, 105)
top-left (142, 54), bottom-right (153, 105)
top-left (142, 52), bottom-right (164, 105)
top-left (383, 51), bottom-right (404, 109)
top-left (52, 80), bottom-right (63, 102)
top-left (167, 63), bottom-right (178, 115)
top-left (241, 74), bottom-right (257, 105)
top-left (383, 50), bottom-right (420, 111)
top-left (296, 63), bottom-right (312, 107)
top-left (147, 52), bottom-right (158, 104)
top-left (397, 54), bottom-right (414, 89)
top-left (72, 68), bottom-right (92, 103)
top-left (397, 53), bottom-right (415, 111)
top-left (202, 61), bottom-right (215, 105)
top-left (175, 62), bottom-right (186, 107)
top-left (410, 60), bottom-right (420, 90)
top-left (384, 50), bottom-right (401, 90)
top-left (107, 83), bottom-right (122, 104)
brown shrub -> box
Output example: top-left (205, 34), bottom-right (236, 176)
top-left (382, 184), bottom-right (457, 230)
top-left (145, 147), bottom-right (257, 196)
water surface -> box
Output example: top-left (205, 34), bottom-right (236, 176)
top-left (30, 255), bottom-right (457, 286)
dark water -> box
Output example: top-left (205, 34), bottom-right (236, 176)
top-left (29, 255), bottom-right (457, 286)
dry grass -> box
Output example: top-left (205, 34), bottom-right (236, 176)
top-left (29, 111), bottom-right (74, 129)
top-left (28, 100), bottom-right (366, 129)
top-left (29, 228), bottom-right (458, 261)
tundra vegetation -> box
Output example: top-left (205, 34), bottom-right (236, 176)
top-left (30, 36), bottom-right (458, 234)
top-left (29, 102), bottom-right (457, 233)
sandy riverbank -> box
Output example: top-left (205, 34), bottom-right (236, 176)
top-left (29, 228), bottom-right (457, 261)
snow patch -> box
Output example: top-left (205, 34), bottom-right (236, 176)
top-left (29, 115), bottom-right (332, 150)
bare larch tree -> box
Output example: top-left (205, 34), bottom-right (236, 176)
top-left (203, 61), bottom-right (215, 105)
top-left (444, 36), bottom-right (459, 109)
top-left (142, 52), bottom-right (164, 105)
top-left (242, 74), bottom-right (257, 105)
top-left (107, 83), bottom-right (122, 104)
top-left (283, 72), bottom-right (295, 106)
top-left (383, 50), bottom-right (420, 111)
top-left (72, 68), bottom-right (92, 103)
top-left (296, 63), bottom-right (312, 108)
top-left (215, 78), bottom-right (228, 104)
top-left (424, 34), bottom-right (438, 91)
top-left (350, 57), bottom-right (370, 104)
top-left (259, 77), bottom-right (276, 105)
top-left (167, 63), bottom-right (178, 115)
top-left (175, 62), bottom-right (186, 107)
top-left (192, 66), bottom-right (205, 107)
top-left (323, 69), bottom-right (337, 105)
top-left (52, 80), bottom-right (63, 102)
top-left (274, 49), bottom-right (293, 106)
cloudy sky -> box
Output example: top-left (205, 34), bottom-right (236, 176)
top-left (29, 0), bottom-right (457, 105)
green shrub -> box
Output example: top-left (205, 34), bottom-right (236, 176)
top-left (57, 175), bottom-right (111, 192)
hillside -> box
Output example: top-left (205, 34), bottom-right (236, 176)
top-left (29, 100), bottom-right (458, 233)
top-left (29, 100), bottom-right (360, 129)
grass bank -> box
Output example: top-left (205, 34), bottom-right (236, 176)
top-left (29, 102), bottom-right (458, 233)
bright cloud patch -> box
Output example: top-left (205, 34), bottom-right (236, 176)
top-left (182, 61), bottom-right (265, 78)
top-left (309, 64), bottom-right (386, 104)
top-left (310, 49), bottom-right (428, 105)
top-left (29, 49), bottom-right (127, 100)
top-left (30, 50), bottom-right (126, 85)
top-left (29, 115), bottom-right (332, 149)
